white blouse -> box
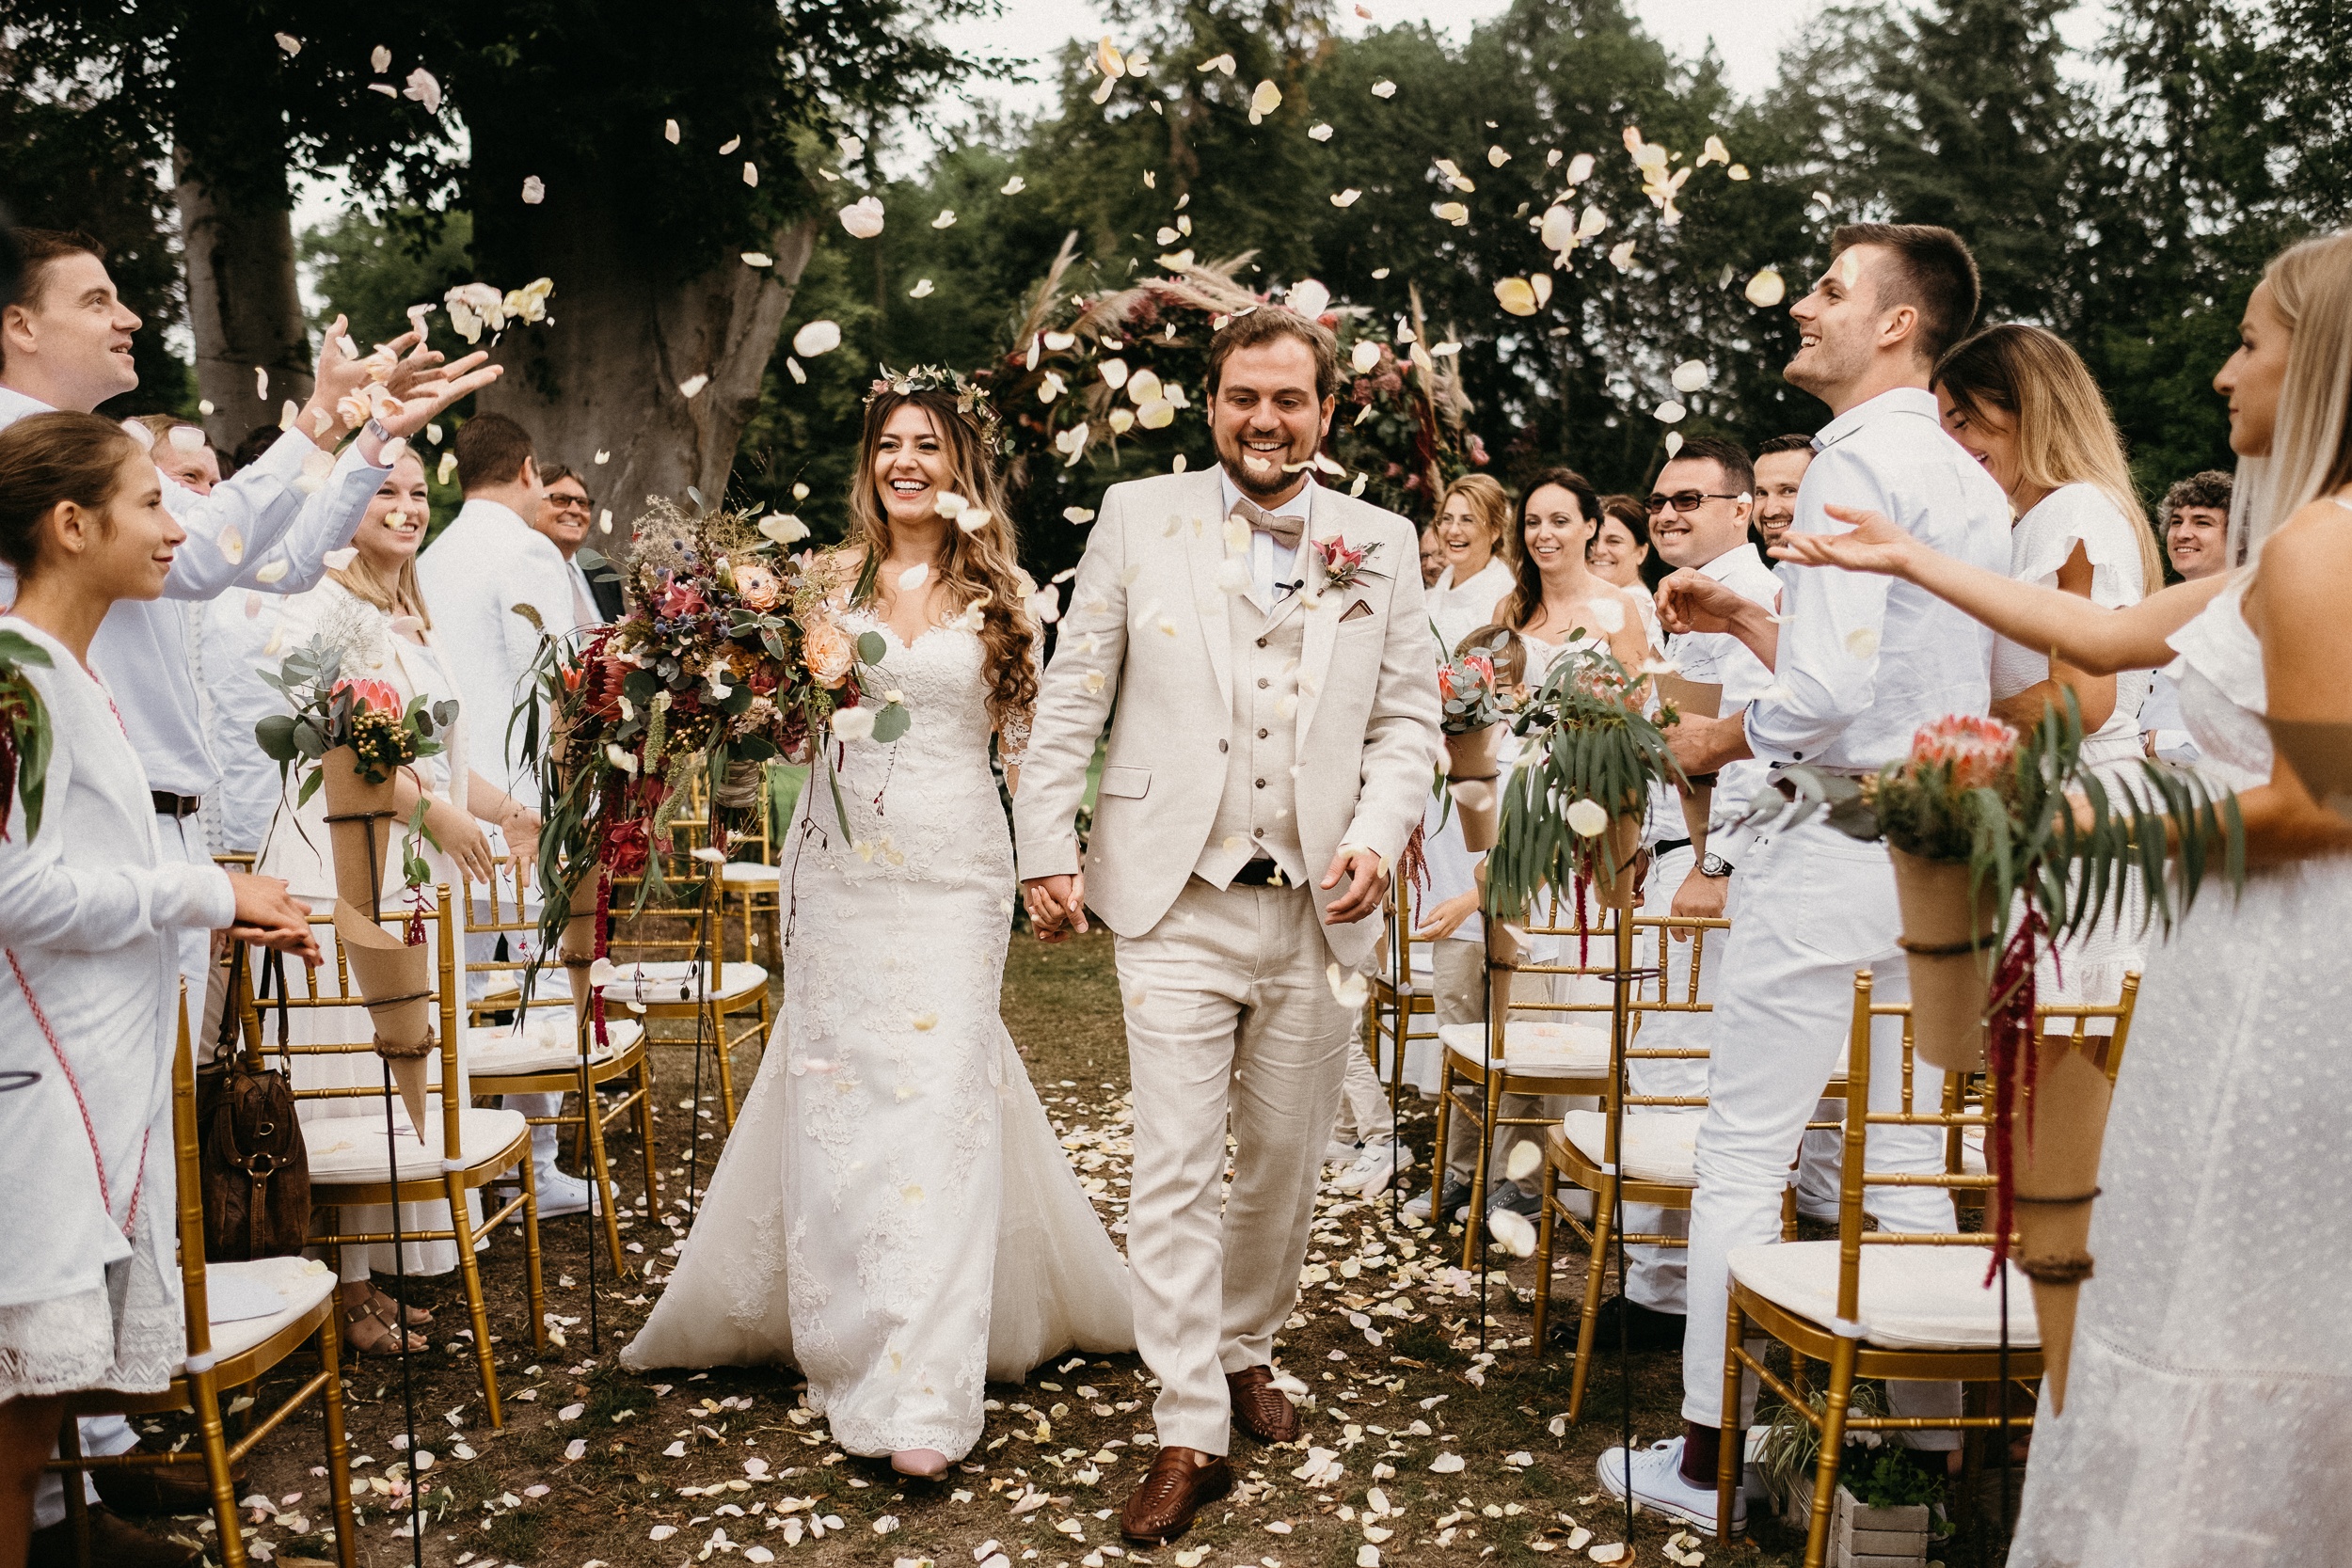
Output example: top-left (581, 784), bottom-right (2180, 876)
top-left (1430, 555), bottom-right (1517, 657)
top-left (1994, 483), bottom-right (2153, 766)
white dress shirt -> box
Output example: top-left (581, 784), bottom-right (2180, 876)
top-left (566, 556), bottom-right (604, 628)
top-left (0, 385), bottom-right (390, 797)
top-left (416, 498), bottom-right (580, 800)
top-left (1744, 387), bottom-right (2012, 770)
top-left (197, 590), bottom-right (302, 851)
top-left (1218, 470), bottom-right (1311, 610)
top-left (1430, 555), bottom-right (1516, 656)
top-left (1663, 543), bottom-right (1782, 866)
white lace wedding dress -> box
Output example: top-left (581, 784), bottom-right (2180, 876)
top-left (622, 612), bottom-right (1133, 1459)
top-left (2008, 572), bottom-right (2352, 1565)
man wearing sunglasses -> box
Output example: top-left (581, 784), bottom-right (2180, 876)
top-left (1594, 436), bottom-right (1783, 1355)
top-left (533, 464), bottom-right (624, 625)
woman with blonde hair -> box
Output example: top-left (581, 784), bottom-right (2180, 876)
top-left (1775, 229), bottom-right (2352, 1564)
top-left (1933, 322), bottom-right (2163, 1012)
top-left (1430, 472), bottom-right (1516, 646)
top-left (625, 371), bottom-right (1133, 1478)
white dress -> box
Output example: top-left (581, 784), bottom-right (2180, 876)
top-left (1994, 484), bottom-right (2152, 1011)
top-left (1430, 556), bottom-right (1516, 655)
top-left (2009, 573), bottom-right (2352, 1565)
top-left (253, 581), bottom-right (481, 1279)
top-left (622, 611), bottom-right (1133, 1458)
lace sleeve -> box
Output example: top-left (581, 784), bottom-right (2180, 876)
top-left (998, 622), bottom-right (1044, 768)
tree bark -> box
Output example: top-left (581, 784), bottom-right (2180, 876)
top-left (474, 200), bottom-right (819, 546)
top-left (174, 150), bottom-right (311, 452)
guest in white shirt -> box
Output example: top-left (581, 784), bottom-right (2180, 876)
top-left (417, 415), bottom-right (579, 802)
top-left (1428, 474), bottom-right (1516, 650)
top-left (1417, 520), bottom-right (1445, 589)
top-left (131, 414), bottom-right (221, 497)
top-left (1750, 434), bottom-right (1814, 574)
top-left (0, 230), bottom-right (493, 1546)
top-left (0, 413), bottom-right (316, 1568)
top-left (1612, 223), bottom-right (2013, 1530)
top-left (532, 464), bottom-right (623, 625)
top-left (2140, 470), bottom-right (2233, 764)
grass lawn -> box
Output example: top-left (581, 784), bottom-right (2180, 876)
top-left (142, 929), bottom-right (2025, 1568)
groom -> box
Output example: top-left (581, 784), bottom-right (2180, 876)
top-left (1016, 307), bottom-right (1440, 1544)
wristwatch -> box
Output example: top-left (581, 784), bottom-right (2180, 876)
top-left (363, 417), bottom-right (396, 447)
top-left (1699, 853), bottom-right (1735, 879)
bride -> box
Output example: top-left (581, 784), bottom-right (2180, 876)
top-left (622, 370), bottom-right (1133, 1476)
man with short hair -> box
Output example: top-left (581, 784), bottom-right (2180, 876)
top-left (1750, 433), bottom-right (1813, 567)
top-left (1, 227), bottom-right (490, 1568)
top-left (2140, 470), bottom-right (2233, 764)
top-left (1017, 306), bottom-right (1440, 1548)
top-left (1604, 224), bottom-right (2013, 1529)
top-left (532, 463), bottom-right (623, 624)
top-left (416, 415), bottom-right (592, 1217)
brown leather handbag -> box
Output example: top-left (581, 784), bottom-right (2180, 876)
top-left (195, 946), bottom-right (311, 1260)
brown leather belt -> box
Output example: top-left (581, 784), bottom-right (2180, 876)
top-left (152, 791), bottom-right (202, 819)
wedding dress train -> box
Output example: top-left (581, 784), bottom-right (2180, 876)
top-left (622, 613), bottom-right (1132, 1459)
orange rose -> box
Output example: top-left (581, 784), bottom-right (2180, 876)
top-left (733, 562), bottom-right (782, 610)
top-left (803, 616), bottom-right (855, 688)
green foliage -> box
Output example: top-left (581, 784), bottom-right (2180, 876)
top-left (301, 207), bottom-right (476, 347)
top-left (1846, 1449), bottom-right (1945, 1512)
top-left (0, 631), bottom-right (58, 842)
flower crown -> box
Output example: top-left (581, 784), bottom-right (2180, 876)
top-left (866, 363), bottom-right (1004, 454)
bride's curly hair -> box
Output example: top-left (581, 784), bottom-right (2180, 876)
top-left (842, 387), bottom-right (1037, 737)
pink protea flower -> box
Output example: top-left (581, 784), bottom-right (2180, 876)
top-left (1908, 714), bottom-right (2018, 790)
top-left (331, 676), bottom-right (404, 715)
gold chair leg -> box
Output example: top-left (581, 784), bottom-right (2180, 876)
top-left (447, 1174), bottom-right (504, 1427)
top-left (1462, 1070), bottom-right (1503, 1273)
top-left (1427, 1064), bottom-right (1454, 1222)
top-left (636, 1057), bottom-right (660, 1209)
top-left (1531, 1164), bottom-right (1556, 1353)
top-left (520, 1155), bottom-right (548, 1357)
top-left (584, 1079), bottom-right (628, 1275)
top-left (56, 1412), bottom-right (89, 1568)
top-left (709, 1001), bottom-right (739, 1131)
top-left (314, 1317), bottom-right (358, 1568)
top-left (1566, 1175), bottom-right (1616, 1427)
top-left (191, 1368), bottom-right (247, 1568)
top-left (1717, 1293), bottom-right (1746, 1544)
top-left (1803, 1337), bottom-right (1861, 1568)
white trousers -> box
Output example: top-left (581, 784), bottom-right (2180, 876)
top-left (1117, 879), bottom-right (1354, 1456)
top-left (1681, 822), bottom-right (1959, 1446)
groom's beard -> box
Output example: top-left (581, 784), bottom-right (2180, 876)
top-left (1216, 438), bottom-right (1312, 505)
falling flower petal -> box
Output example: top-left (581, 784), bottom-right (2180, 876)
top-left (1330, 188), bottom-right (1362, 208)
top-left (909, 277), bottom-right (935, 298)
top-left (1609, 239), bottom-right (1638, 271)
top-left (1488, 1206), bottom-right (1537, 1257)
top-left (402, 67), bottom-right (441, 115)
top-left (1371, 78), bottom-right (1396, 98)
top-left (1672, 359), bottom-right (1711, 393)
top-left (677, 372), bottom-right (709, 399)
top-left (1745, 268), bottom-right (1787, 307)
top-left (1349, 340), bottom-right (1382, 373)
top-left (838, 195), bottom-right (884, 238)
top-left (898, 562), bottom-right (931, 593)
top-left (437, 451), bottom-right (457, 485)
top-left (664, 118), bottom-right (679, 143)
top-left (742, 161), bottom-right (759, 186)
top-left (1435, 201), bottom-right (1469, 225)
top-left (1327, 963), bottom-right (1370, 1008)
top-left (1655, 400), bottom-right (1687, 424)
top-left (1505, 1139), bottom-right (1543, 1182)
top-left (520, 176), bottom-right (545, 204)
top-left (1248, 80), bottom-right (1282, 123)
top-left (791, 320), bottom-right (842, 357)
top-left (1494, 277), bottom-right (1539, 316)
top-left (370, 44), bottom-right (391, 72)
top-left (1309, 122), bottom-right (1334, 141)
top-left (1289, 278), bottom-right (1330, 317)
top-left (1846, 626), bottom-right (1881, 659)
top-left (1000, 175), bottom-right (1026, 196)
top-left (1664, 431), bottom-right (1684, 459)
top-left (741, 251), bottom-right (772, 268)
top-left (275, 32), bottom-right (301, 55)
top-left (833, 705), bottom-right (877, 742)
top-left (1200, 53), bottom-right (1235, 74)
top-left (758, 514), bottom-right (809, 544)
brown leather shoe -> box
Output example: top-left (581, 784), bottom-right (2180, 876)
top-left (1119, 1446), bottom-right (1232, 1546)
top-left (28, 1506), bottom-right (201, 1568)
top-left (1226, 1364), bottom-right (1301, 1445)
top-left (94, 1455), bottom-right (240, 1517)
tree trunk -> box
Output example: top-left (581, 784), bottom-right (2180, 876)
top-left (475, 200), bottom-right (819, 545)
top-left (175, 151), bottom-right (311, 452)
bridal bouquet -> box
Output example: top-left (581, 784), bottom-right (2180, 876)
top-left (516, 499), bottom-right (909, 950)
top-left (1437, 630), bottom-right (1514, 851)
top-left (1486, 641), bottom-right (1682, 917)
top-left (0, 628), bottom-right (56, 840)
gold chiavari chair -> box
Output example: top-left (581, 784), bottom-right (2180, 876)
top-left (50, 992), bottom-right (358, 1568)
top-left (1534, 912), bottom-right (1733, 1412)
top-left (462, 858), bottom-right (658, 1274)
top-left (597, 863), bottom-right (771, 1132)
top-left (713, 763), bottom-right (804, 965)
top-left (250, 889), bottom-right (547, 1425)
top-left (1713, 969), bottom-right (2142, 1564)
top-left (1429, 893), bottom-right (1627, 1271)
top-left (1365, 890), bottom-right (1440, 1136)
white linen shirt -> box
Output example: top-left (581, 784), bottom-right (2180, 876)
top-left (1744, 387), bottom-right (2012, 770)
top-left (0, 385), bottom-right (389, 796)
top-left (416, 498), bottom-right (580, 800)
top-left (1219, 469), bottom-right (1311, 610)
top-left (1665, 543), bottom-right (1783, 865)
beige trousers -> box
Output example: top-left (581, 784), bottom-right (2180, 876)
top-left (1116, 879), bottom-right (1355, 1455)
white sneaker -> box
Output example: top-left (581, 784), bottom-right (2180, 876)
top-left (534, 1164), bottom-right (596, 1218)
top-left (1334, 1142), bottom-right (1415, 1197)
top-left (1596, 1437), bottom-right (1743, 1533)
top-left (1325, 1138), bottom-right (1364, 1164)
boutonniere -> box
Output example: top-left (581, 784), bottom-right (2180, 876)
top-left (1311, 534), bottom-right (1382, 593)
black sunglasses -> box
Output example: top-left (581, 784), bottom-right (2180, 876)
top-left (547, 491), bottom-right (595, 511)
top-left (1645, 490), bottom-right (1744, 515)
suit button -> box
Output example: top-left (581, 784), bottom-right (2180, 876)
top-left (1219, 739), bottom-right (1230, 752)
top-left (1257, 676), bottom-right (1270, 689)
top-left (1253, 828), bottom-right (1264, 838)
top-left (1255, 778), bottom-right (1266, 788)
top-left (1257, 636), bottom-right (1268, 647)
top-left (1257, 727), bottom-right (1268, 739)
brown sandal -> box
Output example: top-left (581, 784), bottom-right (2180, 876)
top-left (342, 1298), bottom-right (427, 1355)
top-left (370, 1287), bottom-right (432, 1328)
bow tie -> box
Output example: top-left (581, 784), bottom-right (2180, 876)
top-left (1231, 496), bottom-right (1304, 550)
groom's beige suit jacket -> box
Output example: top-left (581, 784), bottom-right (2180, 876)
top-left (1013, 469), bottom-right (1441, 968)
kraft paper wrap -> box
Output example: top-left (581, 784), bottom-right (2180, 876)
top-left (2004, 1037), bottom-right (2114, 1416)
top-left (319, 745), bottom-right (398, 916)
top-left (1444, 723), bottom-right (1504, 853)
top-left (1888, 847), bottom-right (1994, 1072)
top-left (1593, 815), bottom-right (1645, 911)
top-left (559, 910), bottom-right (598, 1035)
top-left (1655, 674), bottom-right (1724, 856)
top-left (333, 901), bottom-right (436, 1133)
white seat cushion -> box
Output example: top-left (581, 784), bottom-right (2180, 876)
top-left (468, 1013), bottom-right (644, 1077)
top-left (1438, 1020), bottom-right (1611, 1073)
top-left (720, 862), bottom-right (780, 885)
top-left (1560, 1109), bottom-right (1700, 1186)
top-left (597, 960), bottom-right (768, 1005)
top-left (305, 1106), bottom-right (529, 1184)
top-left (197, 1257), bottom-right (337, 1368)
top-left (1728, 1240), bottom-right (2041, 1350)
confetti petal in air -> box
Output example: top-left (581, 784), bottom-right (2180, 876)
top-left (1698, 134), bottom-right (1731, 167)
top-left (742, 161), bottom-right (759, 187)
top-left (1745, 268), bottom-right (1788, 307)
top-left (1288, 278), bottom-right (1330, 317)
top-left (931, 208), bottom-right (957, 229)
top-left (1494, 277), bottom-right (1539, 316)
top-left (1327, 963), bottom-right (1371, 1009)
top-left (835, 195), bottom-right (884, 237)
top-left (370, 44), bottom-right (390, 72)
top-left (275, 32), bottom-right (300, 55)
top-left (1371, 78), bottom-right (1396, 98)
top-left (832, 705), bottom-right (876, 742)
top-left (1350, 340), bottom-right (1382, 373)
top-left (791, 320), bottom-right (842, 356)
top-left (1663, 431), bottom-right (1684, 459)
top-left (909, 277), bottom-right (934, 298)
top-left (1200, 53), bottom-right (1235, 75)
top-left (740, 251), bottom-right (773, 268)
top-left (757, 514), bottom-right (810, 544)
top-left (1248, 80), bottom-right (1282, 123)
top-left (402, 67), bottom-right (441, 115)
top-left (1655, 400), bottom-right (1687, 423)
top-left (520, 176), bottom-right (545, 204)
top-left (1565, 798), bottom-right (1610, 838)
top-left (1487, 145), bottom-right (1511, 166)
top-left (664, 119), bottom-right (679, 143)
top-left (1309, 122), bottom-right (1333, 141)
top-left (1672, 359), bottom-right (1711, 393)
top-left (1609, 239), bottom-right (1638, 272)
top-left (1435, 201), bottom-right (1469, 226)
top-left (1001, 175), bottom-right (1026, 196)
top-left (1330, 188), bottom-right (1362, 208)
top-left (719, 135), bottom-right (741, 154)
top-left (677, 372), bottom-right (709, 398)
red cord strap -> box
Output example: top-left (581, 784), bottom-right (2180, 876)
top-left (8, 947), bottom-right (148, 1240)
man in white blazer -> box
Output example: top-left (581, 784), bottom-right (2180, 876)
top-left (1015, 309), bottom-right (1441, 1546)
